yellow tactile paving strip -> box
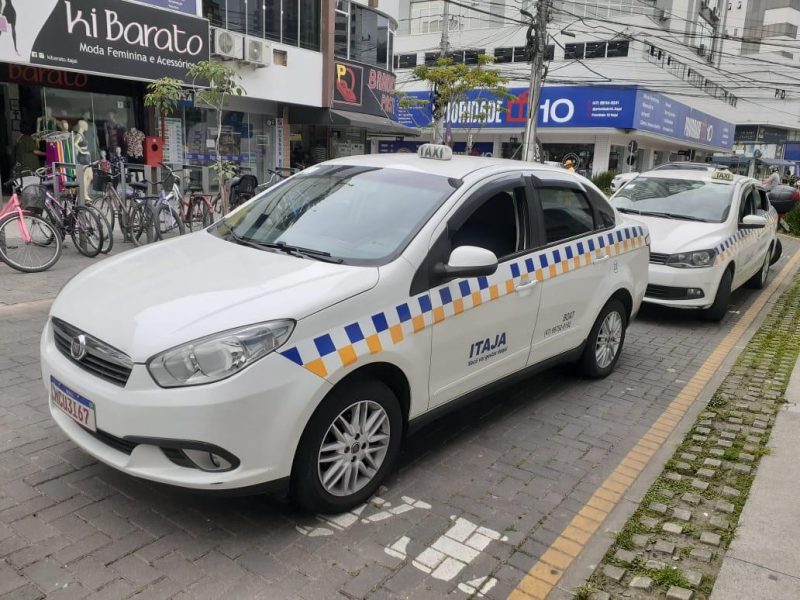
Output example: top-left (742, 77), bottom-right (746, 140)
top-left (509, 247), bottom-right (800, 600)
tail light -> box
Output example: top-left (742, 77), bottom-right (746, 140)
top-left (792, 189), bottom-right (800, 202)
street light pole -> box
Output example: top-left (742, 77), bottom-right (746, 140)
top-left (521, 0), bottom-right (550, 162)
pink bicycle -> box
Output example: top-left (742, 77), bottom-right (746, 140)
top-left (0, 166), bottom-right (62, 273)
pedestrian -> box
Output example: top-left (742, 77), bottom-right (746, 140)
top-left (563, 158), bottom-right (576, 173)
top-left (763, 166), bottom-right (782, 191)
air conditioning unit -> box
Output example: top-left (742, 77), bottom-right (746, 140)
top-left (243, 37), bottom-right (271, 67)
top-left (211, 27), bottom-right (244, 60)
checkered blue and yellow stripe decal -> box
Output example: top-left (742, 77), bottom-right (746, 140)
top-left (280, 225), bottom-right (649, 379)
top-left (714, 208), bottom-right (778, 264)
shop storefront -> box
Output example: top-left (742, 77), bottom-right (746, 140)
top-left (393, 85), bottom-right (735, 176)
top-left (0, 0), bottom-right (209, 192)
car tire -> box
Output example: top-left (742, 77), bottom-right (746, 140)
top-left (579, 298), bottom-right (628, 378)
top-left (291, 379), bottom-right (403, 514)
top-left (746, 249), bottom-right (771, 290)
top-left (702, 268), bottom-right (732, 322)
top-left (770, 238), bottom-right (782, 266)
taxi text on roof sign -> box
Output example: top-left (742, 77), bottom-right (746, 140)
top-left (418, 144), bottom-right (453, 161)
top-left (711, 169), bottom-right (734, 182)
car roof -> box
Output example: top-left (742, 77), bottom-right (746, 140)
top-left (634, 169), bottom-right (755, 186)
top-left (321, 153), bottom-right (570, 180)
top-left (652, 162), bottom-right (718, 172)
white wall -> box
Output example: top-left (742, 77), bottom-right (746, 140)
top-left (231, 42), bottom-right (324, 107)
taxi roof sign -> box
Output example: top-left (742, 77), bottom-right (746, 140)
top-left (418, 144), bottom-right (453, 161)
top-left (710, 169), bottom-right (734, 182)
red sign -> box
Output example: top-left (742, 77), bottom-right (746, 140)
top-left (6, 65), bottom-right (89, 90)
top-left (333, 59), bottom-right (396, 119)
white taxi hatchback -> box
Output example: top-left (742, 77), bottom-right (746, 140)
top-left (610, 168), bottom-right (778, 321)
top-left (42, 145), bottom-right (649, 512)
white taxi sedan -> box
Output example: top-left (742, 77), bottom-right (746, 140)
top-left (610, 168), bottom-right (778, 321)
top-left (42, 145), bottom-right (649, 512)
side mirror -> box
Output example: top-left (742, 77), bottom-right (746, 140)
top-left (740, 214), bottom-right (767, 229)
top-left (434, 246), bottom-right (498, 279)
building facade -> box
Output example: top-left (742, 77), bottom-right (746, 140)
top-left (389, 0), bottom-right (800, 177)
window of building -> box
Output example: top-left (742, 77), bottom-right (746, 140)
top-left (539, 188), bottom-right (595, 243)
top-left (424, 51), bottom-right (440, 66)
top-left (545, 45), bottom-right (554, 60)
top-left (410, 0), bottom-right (507, 34)
top-left (606, 40), bottom-right (629, 57)
top-left (463, 49), bottom-right (482, 65)
top-left (564, 43), bottom-right (585, 60)
top-left (394, 53), bottom-right (418, 69)
top-left (585, 42), bottom-right (606, 59)
top-left (494, 47), bottom-right (513, 63)
top-left (334, 1), bottom-right (397, 70)
top-left (202, 1), bottom-right (320, 51)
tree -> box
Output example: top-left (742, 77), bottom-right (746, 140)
top-left (186, 61), bottom-right (246, 214)
top-left (404, 56), bottom-right (511, 147)
top-left (143, 77), bottom-right (184, 141)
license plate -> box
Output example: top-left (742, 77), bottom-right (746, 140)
top-left (50, 377), bottom-right (96, 432)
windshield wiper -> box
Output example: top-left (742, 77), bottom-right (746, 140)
top-left (616, 207), bottom-right (642, 215)
top-left (626, 210), bottom-right (711, 222)
top-left (227, 232), bottom-right (343, 264)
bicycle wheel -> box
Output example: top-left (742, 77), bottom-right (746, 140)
top-left (155, 204), bottom-right (186, 240)
top-left (187, 196), bottom-right (212, 231)
top-left (129, 203), bottom-right (155, 246)
top-left (86, 205), bottom-right (114, 254)
top-left (69, 206), bottom-right (104, 258)
top-left (94, 193), bottom-right (116, 234)
top-left (0, 213), bottom-right (63, 273)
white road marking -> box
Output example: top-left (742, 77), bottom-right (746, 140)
top-left (458, 576), bottom-right (498, 597)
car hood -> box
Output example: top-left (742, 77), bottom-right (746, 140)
top-left (50, 232), bottom-right (379, 362)
top-left (636, 215), bottom-right (728, 255)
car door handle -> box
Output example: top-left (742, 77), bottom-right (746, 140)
top-left (516, 279), bottom-right (538, 290)
top-left (594, 254), bottom-right (610, 262)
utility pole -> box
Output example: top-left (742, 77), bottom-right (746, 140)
top-left (521, 0), bottom-right (550, 162)
top-left (432, 0), bottom-right (451, 144)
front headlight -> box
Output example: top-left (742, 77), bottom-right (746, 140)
top-left (665, 249), bottom-right (717, 268)
top-left (148, 320), bottom-right (295, 388)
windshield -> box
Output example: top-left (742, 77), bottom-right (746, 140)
top-left (611, 177), bottom-right (734, 223)
top-left (217, 165), bottom-right (458, 264)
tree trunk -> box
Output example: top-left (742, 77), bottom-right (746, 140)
top-left (216, 107), bottom-right (229, 215)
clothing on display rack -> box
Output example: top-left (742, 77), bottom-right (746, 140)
top-left (124, 128), bottom-right (145, 160)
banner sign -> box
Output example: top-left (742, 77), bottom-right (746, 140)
top-left (397, 85), bottom-right (734, 151)
top-left (333, 58), bottom-right (397, 119)
top-left (0, 0), bottom-right (209, 82)
top-left (135, 0), bottom-right (199, 16)
top-left (377, 140), bottom-right (494, 156)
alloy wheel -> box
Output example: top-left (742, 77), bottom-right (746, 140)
top-left (595, 311), bottom-right (623, 369)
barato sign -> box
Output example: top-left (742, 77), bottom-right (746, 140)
top-left (0, 0), bottom-right (209, 82)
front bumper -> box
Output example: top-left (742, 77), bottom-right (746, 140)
top-left (41, 320), bottom-right (331, 491)
top-left (644, 263), bottom-right (723, 309)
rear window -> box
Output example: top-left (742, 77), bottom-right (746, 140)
top-left (612, 177), bottom-right (734, 223)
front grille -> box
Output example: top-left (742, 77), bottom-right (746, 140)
top-left (52, 318), bottom-right (133, 387)
top-left (649, 252), bottom-right (669, 265)
top-left (646, 284), bottom-right (702, 300)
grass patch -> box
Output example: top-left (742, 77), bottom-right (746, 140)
top-left (649, 566), bottom-right (690, 588)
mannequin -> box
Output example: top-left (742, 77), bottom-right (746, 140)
top-left (58, 120), bottom-right (70, 132)
top-left (110, 146), bottom-right (126, 185)
top-left (37, 107), bottom-right (57, 133)
top-left (98, 150), bottom-right (111, 173)
top-left (74, 120), bottom-right (93, 201)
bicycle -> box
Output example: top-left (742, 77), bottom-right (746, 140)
top-left (253, 167), bottom-right (298, 195)
top-left (137, 163), bottom-right (188, 240)
top-left (91, 166), bottom-right (156, 246)
top-left (0, 166), bottom-right (62, 273)
top-left (36, 168), bottom-right (105, 258)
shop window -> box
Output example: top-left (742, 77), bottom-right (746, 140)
top-left (395, 53), bottom-right (418, 69)
top-left (564, 43), bottom-right (585, 60)
top-left (424, 52), bottom-right (440, 66)
top-left (585, 42), bottom-right (606, 59)
top-left (300, 0), bottom-right (321, 50)
top-left (494, 47), bottom-right (513, 63)
top-left (539, 188), bottom-right (595, 243)
top-left (606, 40), bottom-right (629, 57)
top-left (447, 51), bottom-right (464, 64)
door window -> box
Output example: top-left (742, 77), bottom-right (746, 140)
top-left (450, 186), bottom-right (527, 260)
top-left (539, 187), bottom-right (595, 244)
top-left (739, 187), bottom-right (759, 221)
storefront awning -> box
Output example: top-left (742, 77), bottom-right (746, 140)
top-left (290, 108), bottom-right (420, 137)
top-left (713, 156), bottom-right (796, 167)
top-left (760, 158), bottom-right (797, 167)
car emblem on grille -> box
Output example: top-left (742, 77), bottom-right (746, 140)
top-left (70, 335), bottom-right (87, 361)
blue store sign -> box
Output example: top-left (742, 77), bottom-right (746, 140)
top-left (397, 86), bottom-right (734, 150)
top-left (377, 140), bottom-right (494, 156)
